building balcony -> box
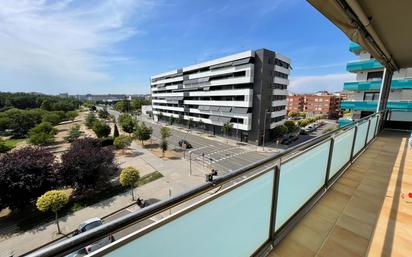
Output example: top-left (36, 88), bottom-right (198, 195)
top-left (349, 41), bottom-right (363, 53)
top-left (344, 79), bottom-right (412, 91)
top-left (25, 111), bottom-right (412, 257)
top-left (341, 100), bottom-right (412, 110)
top-left (346, 59), bottom-right (384, 72)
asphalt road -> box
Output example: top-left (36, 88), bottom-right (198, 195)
top-left (102, 107), bottom-right (271, 175)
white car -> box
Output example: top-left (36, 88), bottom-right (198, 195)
top-left (66, 218), bottom-right (114, 256)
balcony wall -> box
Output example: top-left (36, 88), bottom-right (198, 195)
top-left (27, 112), bottom-right (392, 257)
top-left (346, 59), bottom-right (384, 72)
top-left (343, 79), bottom-right (412, 91)
top-left (341, 101), bottom-right (412, 110)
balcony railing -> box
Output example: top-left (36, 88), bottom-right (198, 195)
top-left (27, 112), bottom-right (387, 257)
top-left (341, 100), bottom-right (412, 110)
top-left (346, 59), bottom-right (384, 72)
top-left (349, 42), bottom-right (363, 53)
top-left (343, 79), bottom-right (412, 91)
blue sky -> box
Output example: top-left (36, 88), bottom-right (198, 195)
top-left (0, 0), bottom-right (356, 94)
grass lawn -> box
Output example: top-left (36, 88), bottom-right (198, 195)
top-left (3, 138), bottom-right (25, 148)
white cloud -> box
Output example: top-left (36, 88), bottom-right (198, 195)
top-left (289, 73), bottom-right (356, 93)
top-left (0, 0), bottom-right (152, 93)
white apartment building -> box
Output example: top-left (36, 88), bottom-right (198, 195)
top-left (150, 49), bottom-right (291, 145)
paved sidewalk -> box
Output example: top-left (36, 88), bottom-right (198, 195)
top-left (0, 143), bottom-right (207, 257)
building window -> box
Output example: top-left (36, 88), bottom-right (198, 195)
top-left (367, 71), bottom-right (384, 80)
top-left (364, 92), bottom-right (380, 101)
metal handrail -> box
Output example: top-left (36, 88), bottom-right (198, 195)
top-left (24, 110), bottom-right (385, 257)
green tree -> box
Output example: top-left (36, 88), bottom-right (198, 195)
top-left (114, 135), bottom-right (132, 152)
top-left (92, 120), bottom-right (111, 138)
top-left (66, 111), bottom-right (78, 121)
top-left (273, 125), bottom-right (288, 137)
top-left (198, 119), bottom-right (204, 130)
top-left (157, 112), bottom-right (163, 122)
top-left (85, 112), bottom-right (97, 128)
top-left (288, 111), bottom-right (299, 117)
top-left (160, 139), bottom-right (168, 157)
top-left (98, 108), bottom-right (110, 119)
top-left (42, 112), bottom-right (61, 125)
top-left (118, 114), bottom-right (136, 135)
top-left (284, 120), bottom-right (298, 133)
top-left (113, 123), bottom-right (120, 138)
top-left (169, 116), bottom-right (175, 125)
top-left (28, 122), bottom-right (57, 146)
top-left (134, 122), bottom-right (152, 146)
top-left (36, 190), bottom-right (69, 234)
top-left (188, 118), bottom-right (193, 129)
top-left (119, 167), bottom-right (140, 200)
top-left (64, 124), bottom-right (82, 142)
top-left (160, 126), bottom-right (172, 140)
top-left (223, 122), bottom-right (233, 137)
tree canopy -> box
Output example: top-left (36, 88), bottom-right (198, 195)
top-left (134, 122), bottom-right (152, 146)
top-left (0, 146), bottom-right (57, 210)
top-left (28, 122), bottom-right (57, 146)
top-left (92, 120), bottom-right (111, 138)
top-left (114, 135), bottom-right (132, 150)
top-left (36, 190), bottom-right (69, 233)
top-left (58, 138), bottom-right (117, 193)
top-left (119, 167), bottom-right (140, 200)
top-left (118, 114), bottom-right (136, 135)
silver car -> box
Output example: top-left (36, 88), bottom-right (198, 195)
top-left (66, 218), bottom-right (114, 256)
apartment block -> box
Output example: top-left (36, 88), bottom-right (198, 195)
top-left (287, 92), bottom-right (341, 118)
top-left (341, 42), bottom-right (412, 119)
top-left (150, 49), bottom-right (291, 145)
top-left (286, 94), bottom-right (304, 112)
top-left (303, 92), bottom-right (341, 118)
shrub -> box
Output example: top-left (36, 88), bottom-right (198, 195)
top-left (92, 120), bottom-right (111, 138)
top-left (100, 136), bottom-right (114, 147)
top-left (0, 138), bottom-right (12, 153)
top-left (114, 135), bottom-right (132, 150)
top-left (28, 122), bottom-right (57, 146)
top-left (85, 112), bottom-right (97, 128)
top-left (66, 111), bottom-right (78, 121)
top-left (64, 124), bottom-right (82, 142)
top-left (42, 112), bottom-right (61, 125)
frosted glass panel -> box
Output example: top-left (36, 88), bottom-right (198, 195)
top-left (329, 128), bottom-right (355, 179)
top-left (105, 171), bottom-right (274, 257)
top-left (353, 120), bottom-right (368, 155)
top-left (275, 142), bottom-right (330, 230)
top-left (367, 116), bottom-right (377, 143)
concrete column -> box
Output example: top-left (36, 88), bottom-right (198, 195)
top-left (376, 68), bottom-right (393, 112)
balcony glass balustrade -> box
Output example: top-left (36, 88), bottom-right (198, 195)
top-left (341, 100), bottom-right (412, 110)
top-left (343, 79), bottom-right (412, 91)
top-left (346, 59), bottom-right (384, 72)
top-left (25, 111), bottom-right (389, 257)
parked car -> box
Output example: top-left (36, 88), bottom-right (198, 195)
top-left (280, 134), bottom-right (299, 145)
top-left (66, 218), bottom-right (114, 257)
top-left (178, 139), bottom-right (192, 149)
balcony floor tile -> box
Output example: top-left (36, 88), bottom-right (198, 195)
top-left (268, 130), bottom-right (412, 257)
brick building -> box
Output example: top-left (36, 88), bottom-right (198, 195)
top-left (287, 92), bottom-right (341, 118)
